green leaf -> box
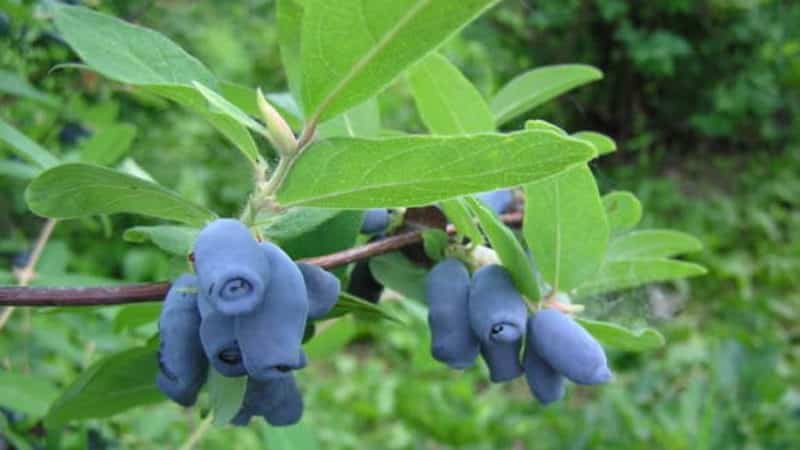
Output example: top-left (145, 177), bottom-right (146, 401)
top-left (0, 160), bottom-right (39, 180)
top-left (277, 0), bottom-right (305, 105)
top-left (575, 258), bottom-right (707, 298)
top-left (525, 119), bottom-right (566, 135)
top-left (408, 53), bottom-right (494, 134)
top-left (277, 130), bottom-right (596, 208)
top-left (53, 5), bottom-right (216, 88)
top-left (26, 163), bottom-right (216, 226)
top-left (123, 225), bottom-right (200, 256)
top-left (260, 208), bottom-right (341, 244)
top-left (207, 371), bottom-right (247, 425)
top-left (300, 0), bottom-right (498, 122)
top-left (439, 199), bottom-right (484, 246)
top-left (0, 372), bottom-right (60, 418)
top-left (278, 211), bottom-right (363, 262)
top-left (576, 318), bottom-right (666, 352)
top-left (572, 131), bottom-right (616, 156)
top-left (304, 316), bottom-right (360, 360)
top-left (263, 423), bottom-right (321, 450)
top-left (0, 69), bottom-right (59, 107)
top-left (218, 83), bottom-right (302, 130)
top-left (491, 64), bottom-right (603, 125)
top-left (0, 118), bottom-right (59, 169)
top-left (466, 196), bottom-right (540, 300)
top-left (192, 81), bottom-right (269, 139)
top-left (317, 99), bottom-right (381, 139)
top-left (421, 229), bottom-right (449, 261)
top-left (607, 230), bottom-right (703, 260)
top-left (327, 292), bottom-right (403, 324)
top-left (80, 124), bottom-right (137, 166)
top-left (524, 165), bottom-right (609, 292)
top-left (112, 304), bottom-right (162, 332)
top-left (46, 343), bottom-right (162, 428)
top-left (368, 252), bottom-right (428, 301)
top-left (603, 191), bottom-right (643, 233)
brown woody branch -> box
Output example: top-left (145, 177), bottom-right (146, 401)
top-left (0, 212), bottom-right (523, 307)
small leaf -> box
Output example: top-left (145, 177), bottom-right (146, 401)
top-left (575, 258), bottom-right (707, 298)
top-left (408, 53), bottom-right (494, 134)
top-left (603, 191), bottom-right (643, 233)
top-left (524, 165), bottom-right (609, 292)
top-left (113, 304), bottom-right (162, 332)
top-left (368, 252), bottom-right (428, 301)
top-left (46, 343), bottom-right (162, 428)
top-left (207, 371), bottom-right (247, 425)
top-left (0, 372), bottom-right (60, 418)
top-left (607, 230), bottom-right (703, 260)
top-left (572, 131), bottom-right (616, 156)
top-left (491, 64), bottom-right (603, 125)
top-left (525, 119), bottom-right (566, 135)
top-left (576, 318), bottom-right (666, 352)
top-left (0, 69), bottom-right (59, 107)
top-left (300, 0), bottom-right (499, 122)
top-left (439, 199), bottom-right (484, 245)
top-left (277, 130), bottom-right (596, 208)
top-left (422, 229), bottom-right (449, 261)
top-left (123, 225), bottom-right (200, 256)
top-left (260, 208), bottom-right (342, 244)
top-left (192, 81), bottom-right (269, 139)
top-left (26, 163), bottom-right (216, 226)
top-left (80, 124), bottom-right (137, 166)
top-left (466, 196), bottom-right (540, 300)
top-left (304, 316), bottom-right (360, 360)
top-left (327, 292), bottom-right (403, 324)
top-left (0, 118), bottom-right (59, 169)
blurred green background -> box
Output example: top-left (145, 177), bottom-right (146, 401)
top-left (1, 0), bottom-right (799, 449)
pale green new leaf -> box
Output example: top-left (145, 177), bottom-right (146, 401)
top-left (572, 131), bottom-right (616, 156)
top-left (80, 124), bottom-right (137, 166)
top-left (607, 229), bottom-right (703, 260)
top-left (0, 69), bottom-right (59, 107)
top-left (467, 196), bottom-right (540, 300)
top-left (524, 165), bottom-right (609, 292)
top-left (26, 163), bottom-right (216, 226)
top-left (408, 53), bottom-right (494, 134)
top-left (207, 371), bottom-right (247, 425)
top-left (123, 225), bottom-right (200, 256)
top-left (0, 118), bottom-right (59, 169)
top-left (218, 83), bottom-right (302, 130)
top-left (52, 5), bottom-right (216, 88)
top-left (576, 318), bottom-right (666, 352)
top-left (575, 258), bottom-right (707, 298)
top-left (491, 64), bottom-right (603, 125)
top-left (277, 130), bottom-right (596, 208)
top-left (300, 0), bottom-right (498, 122)
top-left (603, 191), bottom-right (643, 233)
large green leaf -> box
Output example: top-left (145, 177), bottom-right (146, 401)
top-left (491, 64), bottom-right (603, 125)
top-left (192, 81), bottom-right (269, 138)
top-left (26, 163), bottom-right (216, 226)
top-left (607, 229), bottom-right (703, 260)
top-left (80, 124), bottom-right (137, 166)
top-left (52, 5), bottom-right (216, 88)
top-left (575, 258), bottom-right (707, 298)
top-left (277, 0), bottom-right (305, 105)
top-left (277, 130), bottom-right (596, 208)
top-left (46, 343), bottom-right (162, 428)
top-left (123, 225), bottom-right (200, 256)
top-left (0, 69), bottom-right (59, 107)
top-left (524, 165), bottom-right (609, 293)
top-left (0, 118), bottom-right (59, 169)
top-left (408, 53), bottom-right (494, 134)
top-left (300, 0), bottom-right (498, 122)
top-left (467, 196), bottom-right (540, 300)
top-left (603, 191), bottom-right (643, 233)
top-left (278, 211), bottom-right (363, 262)
top-left (317, 99), bottom-right (381, 139)
top-left (0, 372), bottom-right (60, 418)
top-left (576, 318), bottom-right (666, 352)
top-left (207, 371), bottom-right (247, 425)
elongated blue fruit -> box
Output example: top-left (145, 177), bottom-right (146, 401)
top-left (469, 265), bottom-right (527, 382)
top-left (236, 242), bottom-right (309, 380)
top-left (230, 375), bottom-right (304, 427)
top-left (476, 189), bottom-right (514, 215)
top-left (360, 208), bottom-right (390, 234)
top-left (193, 219), bottom-right (270, 315)
top-left (523, 314), bottom-right (565, 404)
top-left (531, 309), bottom-right (612, 385)
top-left (425, 258), bottom-right (479, 369)
top-left (297, 262), bottom-right (340, 320)
top-left (156, 274), bottom-right (209, 406)
top-left (197, 293), bottom-right (247, 377)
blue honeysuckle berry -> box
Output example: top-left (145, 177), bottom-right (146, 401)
top-left (523, 314), bottom-right (565, 404)
top-left (476, 189), bottom-right (514, 215)
top-left (296, 262), bottom-right (340, 320)
top-left (360, 208), bottom-right (390, 235)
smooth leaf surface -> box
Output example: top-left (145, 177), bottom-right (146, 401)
top-left (327, 292), bottom-right (403, 324)
top-left (300, 0), bottom-right (498, 122)
top-left (607, 229), bottom-right (703, 260)
top-left (207, 371), bottom-right (247, 425)
top-left (304, 316), bottom-right (360, 360)
top-left (439, 199), bottom-right (483, 245)
top-left (525, 119), bottom-right (566, 135)
top-left (575, 258), bottom-right (707, 298)
top-left (524, 165), bottom-right (609, 292)
top-left (53, 5), bottom-right (216, 87)
top-left (192, 81), bottom-right (269, 138)
top-left (46, 343), bottom-right (162, 428)
top-left (576, 318), bottom-right (666, 352)
top-left (277, 0), bottom-right (305, 104)
top-left (80, 124), bottom-right (137, 166)
top-left (0, 69), bottom-right (59, 107)
top-left (113, 304), bottom-right (162, 332)
top-left (467, 196), bottom-right (540, 300)
top-left (603, 191), bottom-right (643, 233)
top-left (0, 372), bottom-right (59, 418)
top-left (260, 208), bottom-right (342, 244)
top-left (572, 131), bottom-right (616, 156)
top-left (0, 118), bottom-right (59, 169)
top-left (277, 130), bottom-right (596, 208)
top-left (278, 211), bottom-right (363, 264)
top-left (408, 53), bottom-right (494, 134)
top-left (26, 163), bottom-right (216, 226)
top-left (0, 160), bottom-right (39, 180)
top-left (491, 64), bottom-right (602, 125)
top-left (317, 99), bottom-right (381, 139)
top-left (123, 225), bottom-right (200, 255)
top-left (369, 252), bottom-right (428, 301)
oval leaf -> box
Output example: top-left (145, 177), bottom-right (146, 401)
top-left (575, 258), bottom-right (707, 298)
top-left (576, 318), bottom-right (666, 352)
top-left (123, 225), bottom-right (200, 256)
top-left (603, 191), bottom-right (643, 233)
top-left (0, 118), bottom-right (59, 169)
top-left (607, 229), bottom-right (703, 260)
top-left (572, 131), bottom-right (616, 156)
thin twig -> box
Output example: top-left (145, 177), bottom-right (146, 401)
top-left (177, 413), bottom-right (214, 450)
top-left (0, 212), bottom-right (522, 307)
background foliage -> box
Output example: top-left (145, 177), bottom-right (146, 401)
top-left (1, 0), bottom-right (798, 449)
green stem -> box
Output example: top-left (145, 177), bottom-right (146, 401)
top-left (177, 413), bottom-right (214, 450)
